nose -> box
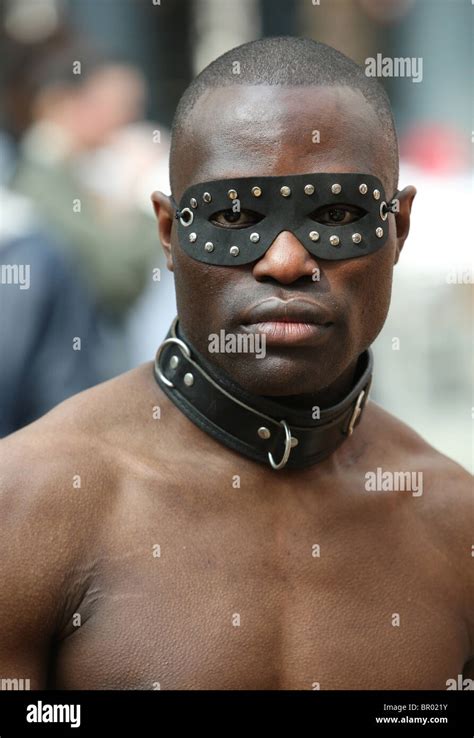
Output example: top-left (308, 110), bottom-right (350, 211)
top-left (252, 231), bottom-right (320, 284)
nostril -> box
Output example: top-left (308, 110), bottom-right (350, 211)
top-left (251, 232), bottom-right (321, 285)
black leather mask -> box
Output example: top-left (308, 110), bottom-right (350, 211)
top-left (174, 172), bottom-right (398, 266)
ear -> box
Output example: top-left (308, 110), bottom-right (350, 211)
top-left (151, 191), bottom-right (175, 271)
top-left (393, 185), bottom-right (417, 264)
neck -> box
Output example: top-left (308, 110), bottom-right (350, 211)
top-left (264, 358), bottom-right (359, 412)
top-left (178, 321), bottom-right (363, 414)
top-left (153, 318), bottom-right (373, 471)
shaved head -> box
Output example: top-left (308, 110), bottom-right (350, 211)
top-left (169, 36), bottom-right (399, 198)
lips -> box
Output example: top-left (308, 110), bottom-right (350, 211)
top-left (242, 297), bottom-right (334, 327)
top-left (240, 298), bottom-right (334, 346)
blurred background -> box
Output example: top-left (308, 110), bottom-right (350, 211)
top-left (0, 0), bottom-right (472, 471)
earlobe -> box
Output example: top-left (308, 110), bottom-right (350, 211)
top-left (394, 185), bottom-right (417, 264)
top-left (151, 191), bottom-right (175, 272)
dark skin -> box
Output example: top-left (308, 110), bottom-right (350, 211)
top-left (162, 86), bottom-right (404, 403)
top-left (0, 85), bottom-right (472, 690)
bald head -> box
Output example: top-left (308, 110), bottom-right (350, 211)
top-left (169, 36), bottom-right (399, 198)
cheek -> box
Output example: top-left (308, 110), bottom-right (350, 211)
top-left (354, 239), bottom-right (396, 342)
top-left (326, 231), bottom-right (396, 344)
top-left (171, 240), bottom-right (234, 324)
top-left (172, 247), bottom-right (209, 316)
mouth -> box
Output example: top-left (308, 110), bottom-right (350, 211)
top-left (240, 298), bottom-right (334, 346)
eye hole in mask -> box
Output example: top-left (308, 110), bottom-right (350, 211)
top-left (209, 208), bottom-right (265, 229)
top-left (310, 204), bottom-right (368, 226)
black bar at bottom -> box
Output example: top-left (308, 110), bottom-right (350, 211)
top-left (0, 689), bottom-right (472, 736)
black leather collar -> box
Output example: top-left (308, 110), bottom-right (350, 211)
top-left (153, 318), bottom-right (372, 471)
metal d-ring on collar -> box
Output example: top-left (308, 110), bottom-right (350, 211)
top-left (346, 390), bottom-right (366, 436)
top-left (268, 419), bottom-right (293, 470)
top-left (155, 336), bottom-right (191, 387)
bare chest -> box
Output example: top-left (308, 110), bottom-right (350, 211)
top-left (52, 472), bottom-right (468, 690)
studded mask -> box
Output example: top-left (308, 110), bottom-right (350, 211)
top-left (173, 172), bottom-right (399, 266)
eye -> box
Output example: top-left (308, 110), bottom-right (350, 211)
top-left (210, 208), bottom-right (264, 229)
top-left (310, 204), bottom-right (367, 226)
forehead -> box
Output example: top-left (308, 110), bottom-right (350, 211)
top-left (177, 84), bottom-right (388, 195)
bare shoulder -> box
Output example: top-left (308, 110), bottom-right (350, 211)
top-left (0, 362), bottom-right (166, 665)
top-left (366, 400), bottom-right (472, 504)
top-left (367, 400), bottom-right (472, 487)
top-left (365, 400), bottom-right (473, 624)
top-left (7, 360), bottom-right (159, 445)
top-left (0, 362), bottom-right (161, 587)
top-left (365, 400), bottom-right (473, 579)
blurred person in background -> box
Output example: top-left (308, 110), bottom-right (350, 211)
top-left (0, 186), bottom-right (105, 436)
top-left (75, 120), bottom-right (178, 365)
top-left (10, 42), bottom-right (161, 374)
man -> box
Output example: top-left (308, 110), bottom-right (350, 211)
top-left (0, 37), bottom-right (472, 690)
